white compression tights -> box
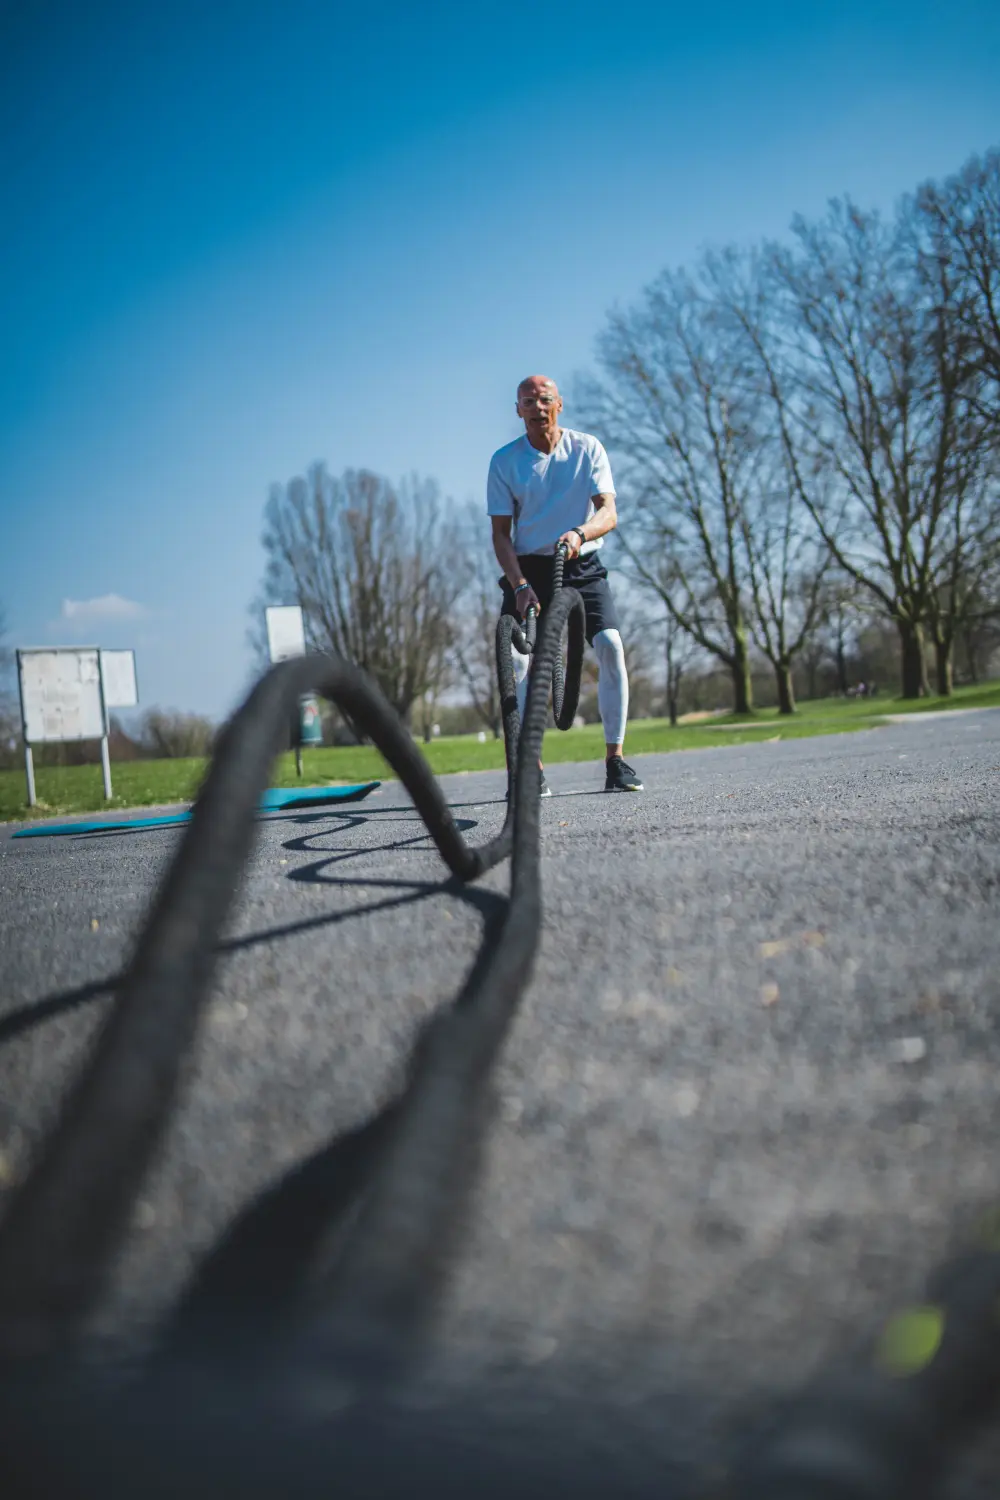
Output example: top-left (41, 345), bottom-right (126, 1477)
top-left (512, 626), bottom-right (629, 748)
top-left (593, 627), bottom-right (629, 746)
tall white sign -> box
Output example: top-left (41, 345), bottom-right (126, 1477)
top-left (100, 649), bottom-right (139, 709)
top-left (18, 649), bottom-right (105, 744)
top-left (265, 605), bottom-right (306, 663)
top-left (16, 646), bottom-right (141, 808)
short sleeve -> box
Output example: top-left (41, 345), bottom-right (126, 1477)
top-left (589, 438), bottom-right (616, 497)
top-left (486, 453), bottom-right (515, 516)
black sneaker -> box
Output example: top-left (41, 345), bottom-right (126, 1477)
top-left (506, 770), bottom-right (553, 800)
top-left (605, 756), bottom-right (643, 792)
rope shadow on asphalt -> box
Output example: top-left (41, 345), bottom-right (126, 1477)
top-left (0, 874), bottom-right (505, 1049)
top-left (280, 813), bottom-right (479, 865)
top-left (366, 789), bottom-right (607, 813)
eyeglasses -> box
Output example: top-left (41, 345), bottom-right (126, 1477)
top-left (518, 393), bottom-right (558, 408)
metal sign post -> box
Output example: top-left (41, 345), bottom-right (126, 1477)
top-left (23, 743), bottom-right (36, 809)
top-left (265, 605), bottom-right (317, 776)
top-left (99, 650), bottom-right (139, 800)
top-left (99, 683), bottom-right (113, 801)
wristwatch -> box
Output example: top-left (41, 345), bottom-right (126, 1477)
top-left (572, 527), bottom-right (586, 547)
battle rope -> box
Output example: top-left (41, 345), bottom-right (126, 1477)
top-left (496, 544), bottom-right (576, 790)
top-left (0, 574), bottom-right (998, 1496)
top-left (0, 588), bottom-right (584, 1365)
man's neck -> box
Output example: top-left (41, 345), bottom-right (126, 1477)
top-left (526, 425), bottom-right (563, 454)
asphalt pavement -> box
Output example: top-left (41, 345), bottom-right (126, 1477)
top-left (1, 709), bottom-right (999, 1491)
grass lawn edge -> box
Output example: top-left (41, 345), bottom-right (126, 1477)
top-left (4, 685), bottom-right (998, 825)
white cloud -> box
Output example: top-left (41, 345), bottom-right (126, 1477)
top-left (60, 594), bottom-right (148, 623)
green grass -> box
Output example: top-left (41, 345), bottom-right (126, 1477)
top-left (0, 758), bottom-right (211, 824)
top-left (3, 680), bottom-right (998, 823)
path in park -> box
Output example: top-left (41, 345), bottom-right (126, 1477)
top-left (1, 709), bottom-right (999, 1489)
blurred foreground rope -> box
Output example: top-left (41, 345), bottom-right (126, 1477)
top-left (0, 580), bottom-right (998, 1497)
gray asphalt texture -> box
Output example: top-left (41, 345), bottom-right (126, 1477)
top-left (2, 710), bottom-right (1000, 1491)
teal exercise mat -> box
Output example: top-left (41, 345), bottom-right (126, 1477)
top-left (11, 782), bottom-right (382, 839)
top-left (258, 783), bottom-right (380, 811)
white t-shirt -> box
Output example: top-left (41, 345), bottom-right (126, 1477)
top-left (486, 428), bottom-right (616, 557)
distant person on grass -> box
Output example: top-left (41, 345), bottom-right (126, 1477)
top-left (487, 374), bottom-right (643, 797)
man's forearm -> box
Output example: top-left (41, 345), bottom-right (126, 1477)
top-left (560, 498), bottom-right (618, 555)
top-left (579, 496), bottom-right (617, 544)
top-left (492, 530), bottom-right (525, 588)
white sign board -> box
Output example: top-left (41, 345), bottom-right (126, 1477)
top-left (100, 649), bottom-right (139, 708)
top-left (17, 648), bottom-right (105, 744)
top-left (266, 605), bottom-right (306, 663)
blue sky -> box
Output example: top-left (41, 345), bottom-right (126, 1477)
top-left (2, 0), bottom-right (998, 719)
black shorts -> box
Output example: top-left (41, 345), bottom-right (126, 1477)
top-left (499, 551), bottom-right (620, 646)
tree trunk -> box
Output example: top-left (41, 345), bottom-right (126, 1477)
top-left (665, 630), bottom-right (676, 726)
top-left (731, 637), bottom-right (753, 715)
top-left (934, 635), bottom-right (953, 697)
top-left (963, 625), bottom-right (979, 684)
top-left (835, 634), bottom-right (849, 695)
top-left (419, 689), bottom-right (435, 742)
top-left (806, 654), bottom-right (818, 701)
top-left (667, 679), bottom-right (681, 727)
top-left (775, 661), bottom-right (795, 715)
top-left (898, 620), bottom-right (929, 699)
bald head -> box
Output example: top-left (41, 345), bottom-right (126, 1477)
top-left (516, 374), bottom-right (564, 451)
top-left (517, 374), bottom-right (560, 403)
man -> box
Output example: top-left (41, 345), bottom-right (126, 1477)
top-left (487, 374), bottom-right (644, 795)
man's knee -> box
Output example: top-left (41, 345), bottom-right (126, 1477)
top-left (593, 627), bottom-right (627, 677)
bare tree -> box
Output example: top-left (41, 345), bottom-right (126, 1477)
top-left (910, 154), bottom-right (1000, 692)
top-left (954, 552), bottom-right (1000, 682)
top-left (584, 249), bottom-right (829, 714)
top-left (413, 636), bottom-right (455, 745)
top-left (768, 195), bottom-right (985, 697)
top-left (662, 601), bottom-right (703, 725)
top-left (256, 466), bottom-right (461, 727)
top-left (797, 572), bottom-right (863, 698)
top-left (709, 250), bottom-right (838, 713)
top-left (582, 264), bottom-right (759, 712)
top-left (450, 505), bottom-right (504, 738)
top-left (923, 448), bottom-right (1000, 693)
top-left (916, 149), bottom-right (1000, 434)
